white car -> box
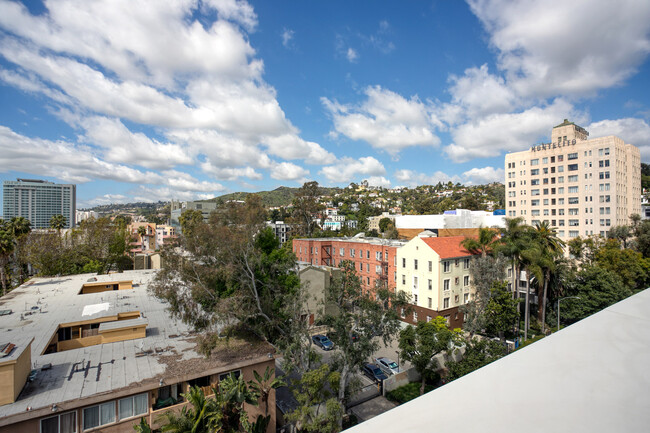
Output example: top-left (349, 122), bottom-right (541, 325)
top-left (375, 357), bottom-right (400, 375)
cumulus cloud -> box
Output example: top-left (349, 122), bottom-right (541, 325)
top-left (468, 0), bottom-right (650, 98)
top-left (462, 166), bottom-right (505, 184)
top-left (0, 125), bottom-right (225, 197)
top-left (322, 86), bottom-right (441, 156)
top-left (587, 117), bottom-right (650, 159)
top-left (394, 169), bottom-right (462, 188)
top-left (0, 0), bottom-right (330, 195)
top-left (270, 162), bottom-right (310, 181)
top-left (320, 156), bottom-right (386, 183)
top-left (444, 98), bottom-right (581, 162)
top-left (365, 176), bottom-right (391, 188)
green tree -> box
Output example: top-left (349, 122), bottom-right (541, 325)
top-left (286, 364), bottom-right (343, 433)
top-left (594, 239), bottom-right (650, 292)
top-left (49, 214), bottom-right (67, 232)
top-left (484, 281), bottom-right (519, 343)
top-left (0, 220), bottom-right (15, 296)
top-left (560, 265), bottom-right (631, 325)
top-left (137, 225), bottom-right (148, 250)
top-left (178, 209), bottom-right (204, 237)
top-left (399, 316), bottom-right (463, 395)
top-left (324, 260), bottom-right (408, 409)
top-left (378, 217), bottom-right (392, 233)
top-left (152, 196), bottom-right (312, 373)
top-left (446, 338), bottom-right (506, 382)
top-left (249, 367), bottom-right (285, 416)
top-left (460, 254), bottom-right (508, 336)
top-left (290, 181), bottom-right (324, 237)
top-left (8, 217), bottom-right (31, 287)
top-left (607, 225), bottom-right (632, 249)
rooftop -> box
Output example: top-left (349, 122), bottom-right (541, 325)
top-left (345, 288), bottom-right (650, 433)
top-left (0, 270), bottom-right (273, 425)
top-left (420, 236), bottom-right (473, 259)
top-left (294, 236), bottom-right (406, 247)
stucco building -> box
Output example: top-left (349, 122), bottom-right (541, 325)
top-left (2, 179), bottom-right (76, 229)
top-left (505, 120), bottom-right (641, 240)
top-left (395, 235), bottom-right (477, 329)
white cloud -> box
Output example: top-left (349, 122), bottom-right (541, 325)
top-left (270, 162), bottom-right (310, 181)
top-left (462, 166), bottom-right (505, 184)
top-left (394, 169), bottom-right (462, 188)
top-left (263, 134), bottom-right (336, 165)
top-left (322, 86), bottom-right (441, 156)
top-left (365, 176), bottom-right (391, 188)
top-left (587, 117), bottom-right (650, 159)
top-left (282, 28), bottom-right (294, 48)
top-left (346, 48), bottom-right (358, 63)
top-left (468, 0), bottom-right (650, 98)
top-left (80, 117), bottom-right (193, 169)
top-left (320, 156), bottom-right (386, 183)
top-left (444, 99), bottom-right (581, 162)
top-left (82, 193), bottom-right (130, 207)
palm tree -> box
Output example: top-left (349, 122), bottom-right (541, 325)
top-left (532, 221), bottom-right (565, 333)
top-left (461, 227), bottom-right (499, 257)
top-left (49, 214), bottom-right (67, 233)
top-left (137, 226), bottom-right (147, 251)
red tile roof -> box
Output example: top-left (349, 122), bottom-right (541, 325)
top-left (420, 236), bottom-right (475, 259)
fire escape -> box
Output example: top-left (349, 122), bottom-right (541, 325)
top-left (320, 243), bottom-right (332, 266)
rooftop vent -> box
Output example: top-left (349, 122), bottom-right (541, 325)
top-left (0, 342), bottom-right (16, 358)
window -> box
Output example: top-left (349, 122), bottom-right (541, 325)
top-left (542, 157), bottom-right (548, 164)
top-left (413, 276), bottom-right (418, 289)
top-left (568, 208), bottom-right (579, 215)
top-left (414, 294), bottom-right (418, 304)
top-left (339, 248), bottom-right (344, 257)
top-left (414, 259), bottom-right (418, 270)
top-left (219, 370), bottom-right (241, 381)
top-left (413, 311), bottom-right (418, 321)
top-left (569, 219), bottom-right (579, 226)
top-left (464, 293), bottom-right (469, 304)
top-left (428, 261), bottom-right (432, 272)
top-left (558, 176), bottom-right (564, 183)
top-left (41, 412), bottom-right (77, 433)
top-left (376, 251), bottom-right (382, 261)
top-left (428, 297), bottom-right (432, 308)
top-left (366, 263), bottom-right (369, 272)
top-left (599, 160), bottom-right (610, 167)
top-left (531, 189), bottom-right (540, 196)
top-left (569, 230), bottom-right (579, 238)
top-left (443, 261), bottom-right (451, 272)
top-left (118, 394), bottom-right (148, 421)
top-left (569, 197), bottom-right (579, 204)
top-left (428, 279), bottom-right (432, 290)
top-left (531, 179), bottom-right (540, 185)
top-left (367, 250), bottom-right (370, 259)
top-left (463, 258), bottom-right (470, 269)
top-left (402, 275), bottom-right (406, 285)
top-left (402, 258), bottom-right (406, 268)
top-left (463, 275), bottom-right (469, 286)
top-left (375, 265), bottom-right (382, 274)
top-left (83, 401), bottom-right (115, 430)
top-left (455, 277), bottom-right (459, 285)
top-left (443, 279), bottom-right (450, 291)
top-left (599, 171), bottom-right (610, 179)
top-left (531, 199), bottom-right (539, 206)
top-left (443, 298), bottom-right (449, 308)
top-left (531, 169), bottom-right (539, 175)
top-left (350, 249), bottom-right (355, 258)
top-left (531, 210), bottom-right (540, 216)
top-left (568, 175), bottom-right (578, 182)
top-left (568, 153), bottom-right (578, 160)
top-left (531, 158), bottom-right (539, 165)
top-left (568, 164), bottom-right (578, 171)
top-left (568, 186), bottom-right (579, 193)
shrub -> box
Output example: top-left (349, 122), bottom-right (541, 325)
top-left (386, 382), bottom-right (434, 404)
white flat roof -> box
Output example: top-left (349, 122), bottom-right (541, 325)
top-left (345, 288), bottom-right (650, 433)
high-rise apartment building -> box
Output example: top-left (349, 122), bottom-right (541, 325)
top-left (505, 120), bottom-right (641, 239)
top-left (2, 179), bottom-right (76, 229)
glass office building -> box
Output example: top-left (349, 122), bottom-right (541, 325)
top-left (2, 179), bottom-right (76, 229)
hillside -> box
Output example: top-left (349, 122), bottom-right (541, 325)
top-left (212, 186), bottom-right (340, 207)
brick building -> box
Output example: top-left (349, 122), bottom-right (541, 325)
top-left (292, 237), bottom-right (406, 293)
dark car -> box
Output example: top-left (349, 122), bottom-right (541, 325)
top-left (328, 331), bottom-right (360, 344)
top-left (312, 334), bottom-right (334, 350)
top-left (362, 363), bottom-right (388, 382)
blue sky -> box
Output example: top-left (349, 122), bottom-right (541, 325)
top-left (1, 0), bottom-right (649, 209)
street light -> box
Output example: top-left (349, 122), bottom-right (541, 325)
top-left (557, 296), bottom-right (580, 332)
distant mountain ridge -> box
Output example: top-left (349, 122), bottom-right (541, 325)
top-left (212, 186), bottom-right (340, 207)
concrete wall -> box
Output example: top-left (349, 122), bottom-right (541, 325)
top-left (383, 368), bottom-right (421, 394)
top-left (0, 342), bottom-right (32, 406)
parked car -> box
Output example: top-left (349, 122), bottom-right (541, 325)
top-left (375, 357), bottom-right (400, 375)
top-left (327, 331), bottom-right (360, 344)
top-left (312, 334), bottom-right (334, 350)
top-left (362, 363), bottom-right (388, 382)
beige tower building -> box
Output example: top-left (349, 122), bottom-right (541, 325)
top-left (505, 120), bottom-right (641, 240)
